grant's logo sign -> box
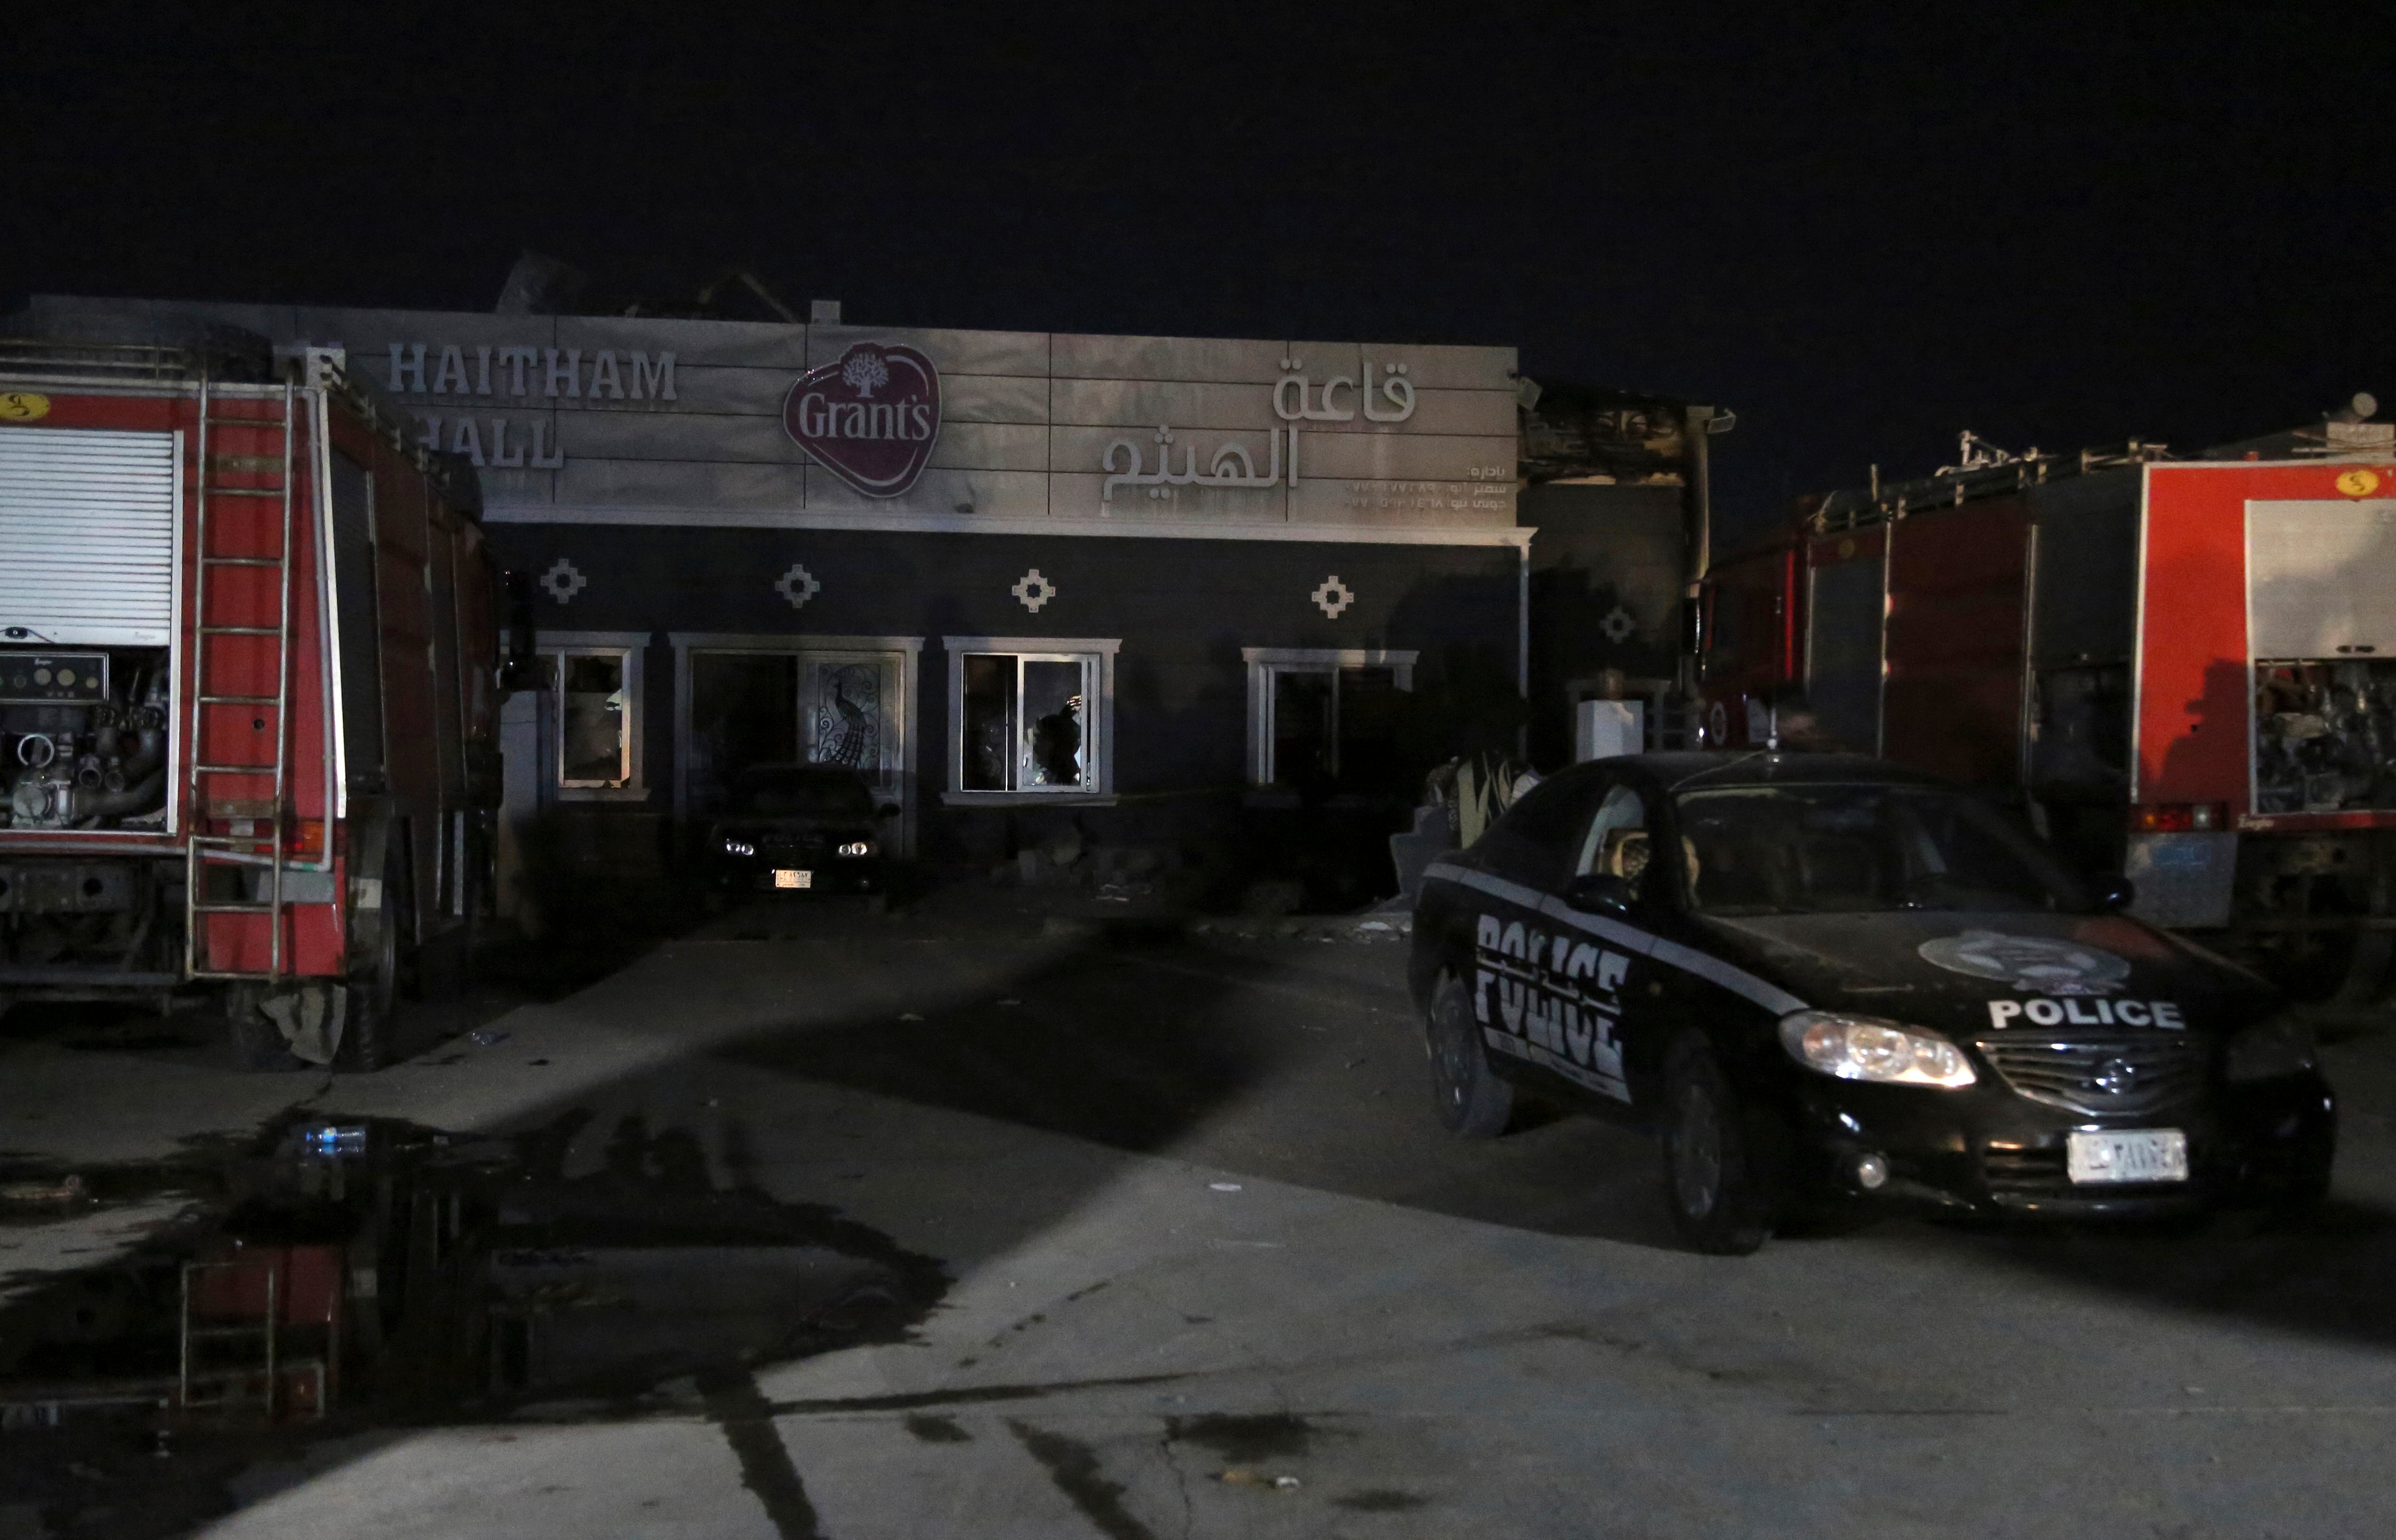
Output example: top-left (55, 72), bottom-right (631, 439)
top-left (782, 342), bottom-right (941, 498)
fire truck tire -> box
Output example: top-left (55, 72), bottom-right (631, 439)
top-left (339, 851), bottom-right (405, 1072)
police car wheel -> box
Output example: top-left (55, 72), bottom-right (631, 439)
top-left (1660, 1032), bottom-right (1772, 1255)
top-left (1427, 972), bottom-right (1514, 1138)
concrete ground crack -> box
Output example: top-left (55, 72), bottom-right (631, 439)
top-left (1159, 1430), bottom-right (1195, 1540)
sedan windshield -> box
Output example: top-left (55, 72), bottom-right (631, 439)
top-left (1675, 783), bottom-right (2088, 915)
top-left (728, 767), bottom-right (875, 818)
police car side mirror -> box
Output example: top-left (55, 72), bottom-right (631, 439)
top-left (1563, 873), bottom-right (1636, 917)
top-left (2092, 875), bottom-right (2135, 913)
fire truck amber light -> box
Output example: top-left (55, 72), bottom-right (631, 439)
top-left (836, 840), bottom-right (875, 858)
top-left (2132, 802), bottom-right (2229, 833)
top-left (1778, 1011), bottom-right (1976, 1089)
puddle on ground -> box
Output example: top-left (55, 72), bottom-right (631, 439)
top-left (0, 1110), bottom-right (948, 1539)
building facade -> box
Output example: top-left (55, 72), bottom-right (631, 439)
top-left (30, 297), bottom-right (1532, 880)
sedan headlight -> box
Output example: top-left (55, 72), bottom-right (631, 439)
top-left (1779, 1010), bottom-right (1977, 1089)
top-left (2224, 1015), bottom-right (2318, 1082)
top-left (722, 838), bottom-right (756, 858)
top-left (835, 840), bottom-right (875, 858)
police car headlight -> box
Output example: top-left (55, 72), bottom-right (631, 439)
top-left (2225, 1015), bottom-right (2317, 1082)
top-left (722, 838), bottom-right (755, 858)
top-left (836, 840), bottom-right (875, 858)
top-left (1779, 1011), bottom-right (1976, 1089)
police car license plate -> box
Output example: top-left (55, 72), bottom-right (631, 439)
top-left (2066, 1128), bottom-right (2188, 1184)
top-left (773, 869), bottom-right (812, 890)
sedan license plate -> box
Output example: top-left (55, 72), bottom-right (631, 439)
top-left (772, 869), bottom-right (813, 890)
top-left (2067, 1128), bottom-right (2188, 1184)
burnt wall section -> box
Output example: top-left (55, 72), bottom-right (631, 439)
top-left (1519, 482), bottom-right (1686, 767)
top-left (483, 521), bottom-right (1518, 866)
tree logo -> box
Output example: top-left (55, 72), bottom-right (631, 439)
top-left (783, 342), bottom-right (943, 498)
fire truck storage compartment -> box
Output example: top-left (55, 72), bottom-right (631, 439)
top-left (0, 426), bottom-right (179, 647)
top-left (2247, 501), bottom-right (2396, 816)
top-left (1881, 501), bottom-right (2029, 788)
top-left (1, 646), bottom-right (173, 830)
top-left (1802, 528), bottom-right (1884, 755)
top-left (0, 423), bottom-right (184, 835)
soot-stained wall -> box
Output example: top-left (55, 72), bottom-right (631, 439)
top-left (487, 522), bottom-right (1520, 820)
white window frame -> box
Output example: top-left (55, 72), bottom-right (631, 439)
top-left (942, 636), bottom-right (1119, 806)
top-left (1242, 647), bottom-right (1417, 787)
top-left (536, 629), bottom-right (647, 801)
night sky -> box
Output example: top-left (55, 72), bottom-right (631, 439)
top-left (5, 3), bottom-right (2387, 544)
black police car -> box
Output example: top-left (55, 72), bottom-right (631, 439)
top-left (1410, 752), bottom-right (2335, 1253)
top-left (705, 764), bottom-right (897, 896)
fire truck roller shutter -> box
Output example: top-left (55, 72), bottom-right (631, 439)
top-left (0, 428), bottom-right (177, 646)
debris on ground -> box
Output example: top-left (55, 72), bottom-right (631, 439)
top-left (1217, 1469), bottom-right (1302, 1490)
top-left (0, 1174), bottom-right (87, 1206)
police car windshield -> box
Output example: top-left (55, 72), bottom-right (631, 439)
top-left (1674, 783), bottom-right (2088, 916)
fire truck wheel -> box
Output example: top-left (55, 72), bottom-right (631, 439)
top-left (340, 859), bottom-right (404, 1072)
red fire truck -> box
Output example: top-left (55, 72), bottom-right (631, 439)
top-left (1698, 430), bottom-right (2396, 1003)
top-left (0, 332), bottom-right (501, 1064)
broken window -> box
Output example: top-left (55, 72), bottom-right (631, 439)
top-left (559, 651), bottom-right (632, 788)
top-left (1254, 662), bottom-right (1410, 796)
top-left (532, 635), bottom-right (647, 797)
top-left (952, 649), bottom-right (1108, 794)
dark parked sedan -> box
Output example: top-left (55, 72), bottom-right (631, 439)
top-left (1410, 752), bottom-right (2335, 1253)
top-left (705, 764), bottom-right (897, 896)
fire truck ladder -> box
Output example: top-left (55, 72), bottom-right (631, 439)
top-left (184, 375), bottom-right (300, 981)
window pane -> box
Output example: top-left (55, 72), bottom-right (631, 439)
top-left (560, 653), bottom-right (627, 784)
top-left (1575, 783), bottom-right (1654, 898)
top-left (961, 654), bottom-right (1015, 790)
top-left (1023, 660), bottom-right (1085, 788)
top-left (1479, 777), bottom-right (1606, 889)
top-left (804, 658), bottom-right (890, 778)
top-left (1335, 666), bottom-right (1404, 795)
top-left (1273, 670), bottom-right (1334, 788)
top-left (688, 653), bottom-right (799, 815)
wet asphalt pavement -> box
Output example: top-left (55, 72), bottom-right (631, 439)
top-left (7, 888), bottom-right (2396, 1538)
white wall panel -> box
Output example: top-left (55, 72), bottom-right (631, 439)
top-left (923, 421), bottom-right (1049, 473)
top-left (1051, 334), bottom-right (1287, 385)
top-left (806, 326), bottom-right (1049, 377)
top-left (1357, 342), bottom-right (1518, 392)
top-left (558, 315), bottom-right (808, 370)
top-left (1048, 424), bottom-right (1290, 484)
top-left (1299, 432), bottom-right (1518, 482)
top-left (1051, 379), bottom-right (1277, 431)
top-left (1049, 470), bottom-right (1292, 525)
top-left (1289, 477), bottom-right (1516, 527)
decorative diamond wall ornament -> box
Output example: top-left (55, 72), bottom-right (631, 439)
top-left (540, 558), bottom-right (588, 605)
top-left (1312, 575), bottom-right (1355, 619)
top-left (1600, 604), bottom-right (1636, 643)
top-left (1013, 568), bottom-right (1058, 613)
top-left (775, 562), bottom-right (822, 609)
